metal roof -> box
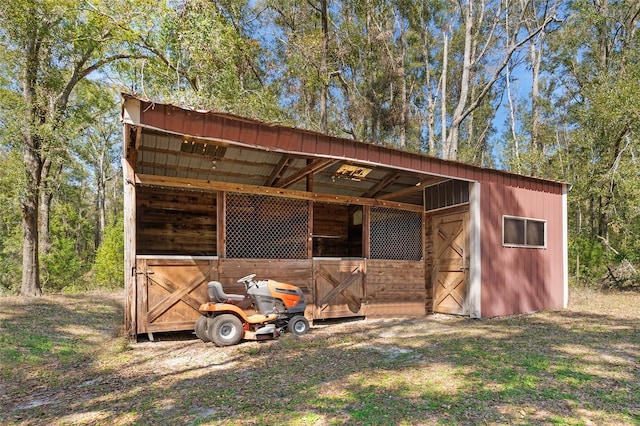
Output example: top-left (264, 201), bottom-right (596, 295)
top-left (122, 95), bottom-right (566, 208)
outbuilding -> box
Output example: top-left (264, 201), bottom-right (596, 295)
top-left (121, 95), bottom-right (568, 340)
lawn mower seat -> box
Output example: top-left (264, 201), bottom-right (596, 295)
top-left (207, 281), bottom-right (246, 303)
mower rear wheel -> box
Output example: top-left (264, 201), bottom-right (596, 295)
top-left (288, 315), bottom-right (309, 336)
top-left (208, 314), bottom-right (244, 346)
top-left (194, 316), bottom-right (211, 343)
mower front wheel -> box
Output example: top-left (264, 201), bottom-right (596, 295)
top-left (208, 314), bottom-right (244, 346)
top-left (288, 315), bottom-right (310, 336)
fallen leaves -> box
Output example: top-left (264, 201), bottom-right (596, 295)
top-left (0, 288), bottom-right (639, 425)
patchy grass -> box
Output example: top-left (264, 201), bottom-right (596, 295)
top-left (1, 288), bottom-right (639, 425)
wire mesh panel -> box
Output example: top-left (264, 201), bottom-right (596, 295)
top-left (370, 207), bottom-right (423, 260)
top-left (226, 193), bottom-right (309, 259)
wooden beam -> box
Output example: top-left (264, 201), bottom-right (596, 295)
top-left (134, 125), bottom-right (142, 151)
top-left (317, 267), bottom-right (362, 310)
top-left (136, 174), bottom-right (424, 213)
top-left (138, 145), bottom-right (227, 163)
top-left (217, 191), bottom-right (226, 258)
top-left (265, 156), bottom-right (291, 187)
top-left (363, 205), bottom-right (371, 258)
top-left (364, 171), bottom-right (401, 198)
top-left (122, 157), bottom-right (137, 340)
top-left (274, 159), bottom-right (337, 188)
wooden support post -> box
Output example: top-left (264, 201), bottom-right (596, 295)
top-left (122, 136), bottom-right (137, 340)
top-left (217, 191), bottom-right (226, 258)
top-left (363, 205), bottom-right (371, 259)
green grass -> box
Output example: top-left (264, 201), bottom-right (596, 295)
top-left (1, 288), bottom-right (639, 425)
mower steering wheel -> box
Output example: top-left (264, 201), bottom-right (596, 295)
top-left (238, 273), bottom-right (256, 284)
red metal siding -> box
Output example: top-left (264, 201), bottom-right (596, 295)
top-left (183, 110), bottom-right (203, 136)
top-left (480, 182), bottom-right (564, 317)
top-left (221, 117), bottom-right (242, 143)
top-left (302, 133), bottom-right (317, 154)
top-left (239, 121), bottom-right (259, 146)
top-left (136, 98), bottom-right (564, 193)
top-left (208, 114), bottom-right (223, 138)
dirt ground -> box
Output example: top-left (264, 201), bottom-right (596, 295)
top-left (1, 287), bottom-right (639, 425)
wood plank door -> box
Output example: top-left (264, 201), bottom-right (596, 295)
top-left (313, 259), bottom-right (366, 320)
top-left (137, 258), bottom-right (213, 334)
top-left (432, 211), bottom-right (470, 315)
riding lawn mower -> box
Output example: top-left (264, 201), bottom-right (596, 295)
top-left (194, 274), bottom-right (310, 346)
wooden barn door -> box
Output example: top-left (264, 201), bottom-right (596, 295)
top-left (313, 259), bottom-right (366, 320)
top-left (432, 211), bottom-right (470, 315)
top-left (136, 258), bottom-right (213, 335)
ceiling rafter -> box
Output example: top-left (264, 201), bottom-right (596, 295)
top-left (265, 155), bottom-right (292, 187)
top-left (363, 171), bottom-right (401, 198)
top-left (274, 158), bottom-right (338, 188)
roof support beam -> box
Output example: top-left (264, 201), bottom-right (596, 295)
top-left (136, 174), bottom-right (424, 213)
top-left (274, 158), bottom-right (337, 188)
top-left (363, 171), bottom-right (401, 198)
top-left (265, 156), bottom-right (291, 187)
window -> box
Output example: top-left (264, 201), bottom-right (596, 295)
top-left (503, 216), bottom-right (546, 248)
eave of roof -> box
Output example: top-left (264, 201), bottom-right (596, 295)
top-left (121, 93), bottom-right (568, 193)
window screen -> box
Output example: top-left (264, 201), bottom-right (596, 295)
top-left (504, 218), bottom-right (525, 246)
top-left (503, 216), bottom-right (546, 248)
top-left (370, 207), bottom-right (423, 260)
top-left (226, 193), bottom-right (309, 258)
top-left (526, 220), bottom-right (546, 247)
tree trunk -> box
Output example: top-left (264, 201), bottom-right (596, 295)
top-left (399, 22), bottom-right (407, 149)
top-left (506, 61), bottom-right (520, 171)
top-left (20, 13), bottom-right (43, 297)
top-left (96, 148), bottom-right (108, 248)
top-left (440, 30), bottom-right (449, 157)
top-left (38, 158), bottom-right (53, 255)
top-left (530, 40), bottom-right (542, 154)
top-left (524, 12), bottom-right (546, 160)
top-left (21, 143), bottom-right (42, 297)
top-left (319, 0), bottom-right (328, 133)
top-left (420, 22), bottom-right (437, 155)
top-left (445, 1), bottom-right (474, 161)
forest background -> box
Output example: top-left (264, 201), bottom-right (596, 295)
top-left (0, 0), bottom-right (638, 296)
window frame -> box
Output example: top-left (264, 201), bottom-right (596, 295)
top-left (502, 215), bottom-right (547, 249)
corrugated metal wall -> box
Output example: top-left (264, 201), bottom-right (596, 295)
top-left (480, 180), bottom-right (564, 317)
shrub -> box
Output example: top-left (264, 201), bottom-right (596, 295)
top-left (42, 238), bottom-right (87, 292)
top-left (92, 218), bottom-right (124, 289)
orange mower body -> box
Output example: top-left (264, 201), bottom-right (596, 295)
top-left (195, 274), bottom-right (309, 346)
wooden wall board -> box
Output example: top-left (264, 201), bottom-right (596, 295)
top-left (136, 186), bottom-right (217, 255)
top-left (313, 259), bottom-right (366, 320)
top-left (366, 260), bottom-right (426, 316)
top-left (135, 258), bottom-right (215, 334)
top-left (313, 203), bottom-right (350, 257)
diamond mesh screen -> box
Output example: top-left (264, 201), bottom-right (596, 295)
top-left (370, 207), bottom-right (423, 260)
top-left (226, 193), bottom-right (309, 259)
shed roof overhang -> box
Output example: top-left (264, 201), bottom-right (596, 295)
top-left (121, 95), bottom-right (566, 209)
